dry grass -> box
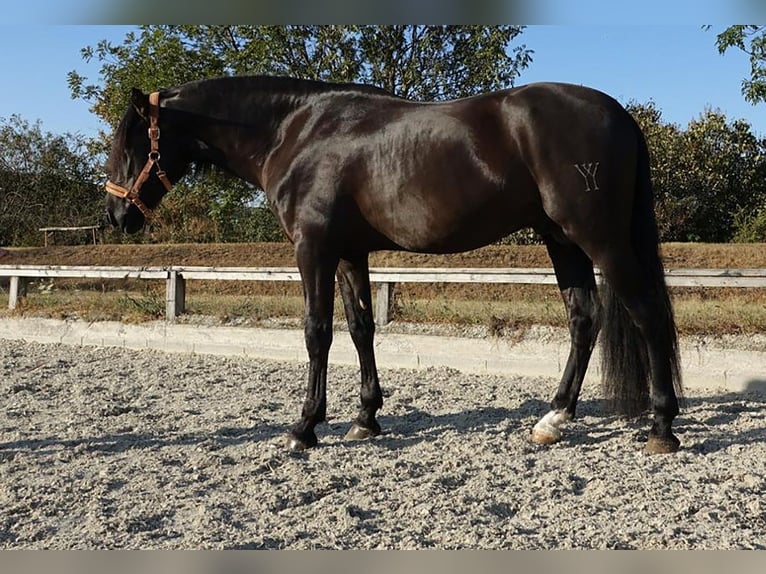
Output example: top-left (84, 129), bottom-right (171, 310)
top-left (4, 280), bottom-right (766, 336)
top-left (668, 291), bottom-right (766, 335)
top-left (7, 241), bottom-right (766, 268)
top-left (3, 242), bottom-right (766, 335)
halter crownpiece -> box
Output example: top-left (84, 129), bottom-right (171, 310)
top-left (105, 91), bottom-right (173, 219)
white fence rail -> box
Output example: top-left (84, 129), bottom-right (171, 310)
top-left (2, 264), bottom-right (766, 325)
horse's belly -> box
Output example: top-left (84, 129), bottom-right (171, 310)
top-left (357, 188), bottom-right (536, 253)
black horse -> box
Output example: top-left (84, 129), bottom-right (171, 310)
top-left (105, 76), bottom-right (683, 454)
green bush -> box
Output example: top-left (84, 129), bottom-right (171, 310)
top-left (732, 206), bottom-right (766, 242)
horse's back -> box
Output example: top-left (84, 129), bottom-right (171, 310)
top-left (271, 81), bottom-right (642, 255)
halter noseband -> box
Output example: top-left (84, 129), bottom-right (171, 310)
top-left (105, 91), bottom-right (173, 219)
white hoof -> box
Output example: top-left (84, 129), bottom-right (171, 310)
top-left (530, 410), bottom-right (571, 445)
top-left (530, 424), bottom-right (562, 445)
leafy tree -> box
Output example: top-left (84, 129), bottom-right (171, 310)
top-left (626, 101), bottom-right (689, 241)
top-left (70, 25), bottom-right (531, 125)
top-left (712, 25), bottom-right (766, 104)
top-left (629, 101), bottom-right (766, 242)
top-left (146, 176), bottom-right (285, 244)
top-left (68, 25), bottom-right (532, 244)
top-left (0, 115), bottom-right (102, 246)
top-left (354, 26), bottom-right (531, 100)
top-left (681, 110), bottom-right (766, 241)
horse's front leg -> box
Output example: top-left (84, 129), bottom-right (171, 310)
top-left (287, 240), bottom-right (339, 451)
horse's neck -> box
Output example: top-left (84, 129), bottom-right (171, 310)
top-left (177, 92), bottom-right (304, 186)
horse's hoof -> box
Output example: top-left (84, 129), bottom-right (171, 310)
top-left (645, 434), bottom-right (680, 454)
top-left (286, 432), bottom-right (317, 451)
top-left (345, 422), bottom-right (380, 441)
top-left (530, 426), bottom-right (561, 445)
top-left (530, 410), bottom-right (569, 446)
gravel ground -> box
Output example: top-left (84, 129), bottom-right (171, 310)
top-left (1, 338), bottom-right (765, 549)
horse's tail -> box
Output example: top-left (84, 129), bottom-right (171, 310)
top-left (599, 120), bottom-right (683, 416)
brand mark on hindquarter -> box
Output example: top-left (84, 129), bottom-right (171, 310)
top-left (574, 162), bottom-right (600, 192)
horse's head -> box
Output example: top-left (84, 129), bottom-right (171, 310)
top-left (104, 88), bottom-right (188, 233)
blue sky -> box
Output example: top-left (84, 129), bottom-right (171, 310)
top-left (0, 23), bottom-right (763, 138)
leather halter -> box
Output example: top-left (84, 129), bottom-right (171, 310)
top-left (105, 92), bottom-right (173, 219)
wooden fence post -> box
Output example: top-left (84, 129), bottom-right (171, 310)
top-left (375, 282), bottom-right (394, 326)
top-left (165, 271), bottom-right (186, 321)
top-left (8, 276), bottom-right (28, 310)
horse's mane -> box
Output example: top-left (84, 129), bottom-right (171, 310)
top-left (167, 75), bottom-right (395, 99)
top-left (107, 106), bottom-right (138, 177)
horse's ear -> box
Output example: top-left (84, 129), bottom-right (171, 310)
top-left (131, 88), bottom-right (150, 120)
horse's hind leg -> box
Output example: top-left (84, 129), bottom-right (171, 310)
top-left (531, 237), bottom-right (600, 445)
top-left (336, 255), bottom-right (383, 440)
top-left (598, 251), bottom-right (681, 453)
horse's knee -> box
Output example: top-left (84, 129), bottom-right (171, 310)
top-left (569, 313), bottom-right (592, 336)
top-left (563, 287), bottom-right (599, 336)
top-left (348, 312), bottom-right (375, 344)
top-left (304, 316), bottom-right (333, 357)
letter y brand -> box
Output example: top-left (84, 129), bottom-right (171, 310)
top-left (574, 162), bottom-right (600, 192)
